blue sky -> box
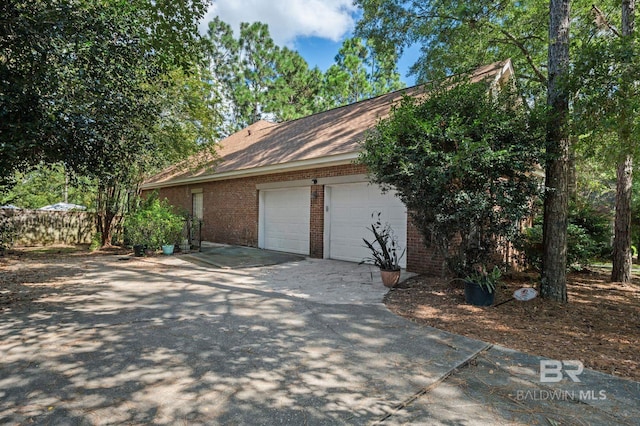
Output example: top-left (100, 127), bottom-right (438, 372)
top-left (200, 0), bottom-right (418, 86)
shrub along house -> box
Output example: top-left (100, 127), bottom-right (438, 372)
top-left (141, 60), bottom-right (514, 274)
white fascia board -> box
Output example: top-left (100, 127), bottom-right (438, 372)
top-left (141, 151), bottom-right (360, 190)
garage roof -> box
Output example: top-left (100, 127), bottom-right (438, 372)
top-left (142, 60), bottom-right (513, 189)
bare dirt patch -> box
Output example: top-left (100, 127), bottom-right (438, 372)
top-left (0, 245), bottom-right (131, 308)
top-left (385, 270), bottom-right (640, 382)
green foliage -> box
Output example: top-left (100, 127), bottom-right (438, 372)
top-left (324, 37), bottom-right (404, 106)
top-left (359, 82), bottom-right (544, 277)
top-left (0, 163), bottom-right (96, 210)
top-left (89, 232), bottom-right (102, 252)
top-left (633, 178), bottom-right (640, 248)
top-left (204, 19), bottom-right (326, 130)
top-left (571, 25), bottom-right (640, 163)
top-left (0, 0), bottom-right (211, 183)
top-left (1, 0), bottom-right (215, 246)
top-left (124, 195), bottom-right (185, 250)
top-left (518, 201), bottom-right (612, 270)
top-left (360, 212), bottom-right (405, 271)
top-left (464, 265), bottom-right (501, 294)
top-left (355, 0), bottom-right (550, 98)
top-left (204, 19), bottom-right (405, 131)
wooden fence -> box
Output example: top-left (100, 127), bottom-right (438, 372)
top-left (0, 209), bottom-right (97, 246)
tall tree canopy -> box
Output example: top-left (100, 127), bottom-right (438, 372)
top-left (1, 0), bottom-right (217, 244)
top-left (355, 0), bottom-right (551, 97)
top-left (204, 20), bottom-right (405, 132)
top-left (572, 2), bottom-right (639, 283)
top-left (324, 37), bottom-right (404, 106)
top-left (204, 19), bottom-right (325, 131)
top-left (355, 0), bottom-right (638, 299)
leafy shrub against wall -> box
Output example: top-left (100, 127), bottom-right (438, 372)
top-left (124, 195), bottom-right (185, 249)
top-left (359, 82), bottom-right (545, 277)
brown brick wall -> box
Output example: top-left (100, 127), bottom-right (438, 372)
top-left (147, 163), bottom-right (446, 275)
top-left (406, 216), bottom-right (448, 276)
top-left (309, 184), bottom-right (325, 258)
top-left (150, 164), bottom-right (368, 250)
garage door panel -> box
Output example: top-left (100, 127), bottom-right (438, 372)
top-left (328, 183), bottom-right (407, 267)
top-left (262, 188), bottom-right (310, 255)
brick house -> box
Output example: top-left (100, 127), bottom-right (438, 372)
top-left (141, 60), bottom-right (514, 274)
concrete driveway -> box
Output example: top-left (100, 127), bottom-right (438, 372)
top-left (1, 254), bottom-right (638, 425)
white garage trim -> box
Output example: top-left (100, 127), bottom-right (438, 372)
top-left (324, 182), bottom-right (407, 268)
top-left (259, 187), bottom-right (310, 255)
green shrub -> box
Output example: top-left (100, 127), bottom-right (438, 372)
top-left (359, 82), bottom-right (545, 277)
top-left (518, 201), bottom-right (612, 270)
top-left (124, 195), bottom-right (185, 250)
top-left (89, 232), bottom-right (102, 251)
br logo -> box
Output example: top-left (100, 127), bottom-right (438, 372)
top-left (540, 360), bottom-right (584, 383)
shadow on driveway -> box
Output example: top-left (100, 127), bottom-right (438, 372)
top-left (0, 254), bottom-right (638, 425)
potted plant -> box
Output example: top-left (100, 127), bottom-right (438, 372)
top-left (361, 212), bottom-right (406, 288)
top-left (124, 209), bottom-right (153, 256)
top-left (124, 195), bottom-right (185, 256)
top-left (158, 213), bottom-right (184, 255)
top-left (463, 265), bottom-right (501, 306)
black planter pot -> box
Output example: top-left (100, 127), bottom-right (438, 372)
top-left (133, 244), bottom-right (145, 257)
top-left (464, 281), bottom-right (495, 306)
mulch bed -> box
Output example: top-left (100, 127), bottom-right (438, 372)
top-left (385, 270), bottom-right (640, 382)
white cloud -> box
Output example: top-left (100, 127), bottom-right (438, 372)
top-left (200, 0), bottom-right (358, 46)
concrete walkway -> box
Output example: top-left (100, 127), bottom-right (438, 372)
top-left (0, 254), bottom-right (638, 425)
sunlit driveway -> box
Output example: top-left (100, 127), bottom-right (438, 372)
top-left (2, 255), bottom-right (637, 424)
top-left (0, 255), bottom-right (488, 424)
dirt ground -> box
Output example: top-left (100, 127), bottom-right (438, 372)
top-left (0, 245), bottom-right (130, 308)
top-left (385, 269), bottom-right (640, 383)
top-left (2, 246), bottom-right (639, 384)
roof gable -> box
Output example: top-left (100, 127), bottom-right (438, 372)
top-left (143, 60), bottom-right (513, 189)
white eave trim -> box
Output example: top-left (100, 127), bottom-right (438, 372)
top-left (141, 151), bottom-right (360, 190)
top-left (494, 59), bottom-right (514, 86)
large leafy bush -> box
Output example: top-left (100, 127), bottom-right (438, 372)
top-left (518, 201), bottom-right (612, 270)
top-left (359, 82), bottom-right (544, 277)
top-left (124, 195), bottom-right (185, 249)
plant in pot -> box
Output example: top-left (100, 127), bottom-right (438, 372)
top-left (157, 214), bottom-right (184, 255)
top-left (361, 212), bottom-right (406, 288)
top-left (124, 195), bottom-right (185, 256)
top-left (463, 264), bottom-right (501, 306)
top-left (124, 209), bottom-right (154, 256)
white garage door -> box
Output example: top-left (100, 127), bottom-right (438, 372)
top-left (261, 188), bottom-right (310, 255)
top-left (327, 183), bottom-right (407, 267)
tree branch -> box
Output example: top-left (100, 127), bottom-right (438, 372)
top-left (488, 26), bottom-right (547, 83)
top-left (591, 4), bottom-right (621, 37)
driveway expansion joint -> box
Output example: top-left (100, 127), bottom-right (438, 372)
top-left (369, 343), bottom-right (495, 424)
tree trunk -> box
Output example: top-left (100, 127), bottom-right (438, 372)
top-left (612, 0), bottom-right (635, 283)
top-left (541, 0), bottom-right (571, 302)
top-left (96, 182), bottom-right (120, 247)
top-left (622, 0), bottom-right (635, 35)
top-left (612, 155), bottom-right (633, 282)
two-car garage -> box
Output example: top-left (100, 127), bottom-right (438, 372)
top-left (259, 181), bottom-right (407, 267)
